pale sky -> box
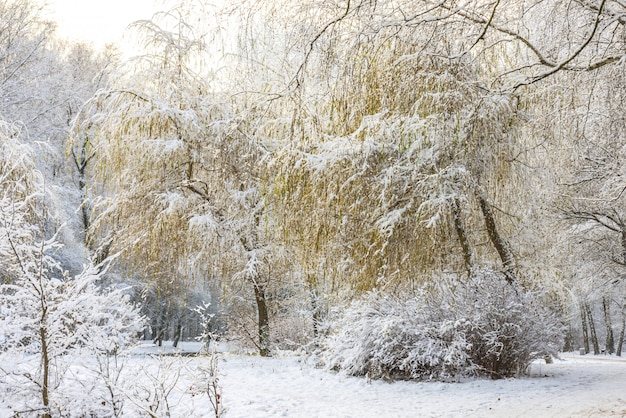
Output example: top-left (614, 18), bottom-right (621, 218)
top-left (45, 0), bottom-right (162, 52)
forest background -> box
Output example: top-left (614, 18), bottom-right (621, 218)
top-left (0, 0), bottom-right (625, 404)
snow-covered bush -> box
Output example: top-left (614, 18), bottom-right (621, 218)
top-left (0, 193), bottom-right (143, 415)
top-left (457, 272), bottom-right (564, 378)
top-left (323, 292), bottom-right (472, 380)
top-left (0, 126), bottom-right (145, 416)
top-left (323, 270), bottom-right (564, 380)
top-left (0, 254), bottom-right (144, 416)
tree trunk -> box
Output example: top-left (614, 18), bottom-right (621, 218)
top-left (153, 308), bottom-right (167, 347)
top-left (617, 301), bottom-right (626, 356)
top-left (153, 329), bottom-right (165, 347)
top-left (71, 146), bottom-right (92, 241)
top-left (150, 319), bottom-right (158, 340)
top-left (172, 321), bottom-right (182, 348)
top-left (452, 197), bottom-right (473, 277)
top-left (79, 176), bottom-right (90, 233)
top-left (40, 325), bottom-right (51, 418)
top-left (253, 280), bottom-right (270, 357)
top-left (602, 297), bottom-right (615, 354)
top-left (585, 303), bottom-right (600, 355)
top-left (239, 210), bottom-right (270, 357)
top-left (306, 273), bottom-right (323, 339)
top-left (311, 293), bottom-right (322, 339)
top-left (38, 284), bottom-right (51, 418)
top-left (475, 190), bottom-right (516, 284)
top-left (581, 303), bottom-right (590, 354)
top-left (618, 227), bottom-right (626, 356)
top-left (563, 323), bottom-right (574, 353)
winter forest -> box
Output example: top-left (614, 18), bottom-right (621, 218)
top-left (0, 0), bottom-right (625, 416)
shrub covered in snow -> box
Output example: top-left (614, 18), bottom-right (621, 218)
top-left (323, 270), bottom-right (564, 380)
top-left (0, 257), bottom-right (145, 416)
top-left (0, 211), bottom-right (144, 416)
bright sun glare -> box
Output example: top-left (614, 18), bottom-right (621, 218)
top-left (45, 0), bottom-right (161, 53)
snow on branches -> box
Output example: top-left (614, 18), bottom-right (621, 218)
top-left (0, 127), bottom-right (144, 416)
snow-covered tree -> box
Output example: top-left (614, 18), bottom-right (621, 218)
top-left (73, 1), bottom-right (291, 356)
top-left (264, 1), bottom-right (533, 298)
top-left (61, 0), bottom-right (625, 360)
top-left (0, 0), bottom-right (120, 278)
top-left (547, 61), bottom-right (626, 354)
top-left (0, 0), bottom-right (55, 128)
top-left (0, 127), bottom-right (143, 417)
top-left (262, 0), bottom-right (625, 301)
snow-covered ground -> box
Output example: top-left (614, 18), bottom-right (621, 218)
top-left (3, 342), bottom-right (626, 417)
top-left (220, 352), bottom-right (626, 418)
top-left (128, 342), bottom-right (626, 417)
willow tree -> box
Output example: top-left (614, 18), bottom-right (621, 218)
top-left (72, 2), bottom-right (281, 355)
top-left (262, 1), bottom-right (540, 314)
top-left (268, 0), bottom-right (626, 297)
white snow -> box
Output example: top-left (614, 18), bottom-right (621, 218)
top-left (219, 352), bottom-right (626, 418)
top-left (2, 341), bottom-right (625, 417)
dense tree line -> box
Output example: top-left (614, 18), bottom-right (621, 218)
top-left (1, 0), bottom-right (625, 378)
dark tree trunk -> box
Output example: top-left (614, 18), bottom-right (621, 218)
top-left (37, 286), bottom-right (51, 418)
top-left (452, 197), bottom-right (473, 277)
top-left (71, 143), bottom-right (95, 243)
top-left (311, 292), bottom-right (322, 339)
top-left (618, 227), bottom-right (626, 356)
top-left (617, 301), bottom-right (626, 356)
top-left (172, 321), bottom-right (182, 348)
top-left (78, 175), bottom-right (90, 234)
top-left (153, 330), bottom-right (164, 347)
top-left (150, 319), bottom-right (158, 340)
top-left (475, 190), bottom-right (516, 284)
top-left (581, 303), bottom-right (590, 354)
top-left (253, 280), bottom-right (270, 357)
top-left (306, 273), bottom-right (323, 339)
top-left (238, 209), bottom-right (271, 357)
top-left (585, 303), bottom-right (600, 355)
top-left (153, 307), bottom-right (167, 347)
top-left (40, 325), bottom-right (51, 418)
top-left (603, 297), bottom-right (615, 354)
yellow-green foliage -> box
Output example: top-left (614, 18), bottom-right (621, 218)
top-left (265, 19), bottom-right (533, 297)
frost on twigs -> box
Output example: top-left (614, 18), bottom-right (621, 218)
top-left (322, 270), bottom-right (563, 381)
top-left (0, 196), bottom-right (143, 414)
top-left (0, 255), bottom-right (145, 415)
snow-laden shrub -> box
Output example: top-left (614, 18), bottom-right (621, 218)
top-left (323, 270), bottom-right (564, 380)
top-left (457, 273), bottom-right (564, 378)
top-left (323, 292), bottom-right (473, 380)
top-left (0, 258), bottom-right (145, 416)
top-left (0, 234), bottom-right (144, 417)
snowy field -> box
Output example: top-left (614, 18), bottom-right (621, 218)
top-left (126, 342), bottom-right (626, 417)
top-left (3, 341), bottom-right (626, 417)
top-left (219, 352), bottom-right (626, 418)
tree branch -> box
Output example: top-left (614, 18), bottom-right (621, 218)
top-left (562, 208), bottom-right (622, 233)
top-left (293, 0), bottom-right (353, 88)
top-left (512, 0), bottom-right (610, 89)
